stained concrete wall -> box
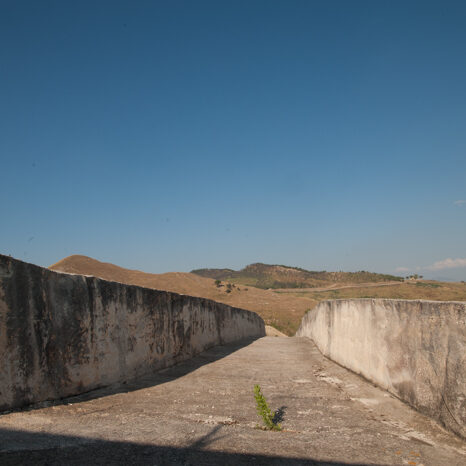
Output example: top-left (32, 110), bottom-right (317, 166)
top-left (296, 299), bottom-right (466, 438)
top-left (0, 255), bottom-right (265, 411)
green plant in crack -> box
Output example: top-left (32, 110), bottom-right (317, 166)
top-left (253, 384), bottom-right (282, 431)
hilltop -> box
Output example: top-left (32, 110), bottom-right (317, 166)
top-left (49, 255), bottom-right (317, 335)
top-left (50, 256), bottom-right (466, 335)
top-left (191, 263), bottom-right (404, 289)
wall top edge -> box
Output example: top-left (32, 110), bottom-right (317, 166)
top-left (315, 298), bottom-right (466, 306)
top-left (0, 254), bottom-right (264, 322)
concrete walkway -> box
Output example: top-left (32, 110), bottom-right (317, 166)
top-left (0, 337), bottom-right (465, 465)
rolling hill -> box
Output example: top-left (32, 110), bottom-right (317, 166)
top-left (49, 255), bottom-right (317, 335)
top-left (191, 263), bottom-right (404, 289)
top-left (50, 256), bottom-right (466, 335)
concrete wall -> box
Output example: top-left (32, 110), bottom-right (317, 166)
top-left (0, 255), bottom-right (265, 411)
top-left (296, 299), bottom-right (466, 439)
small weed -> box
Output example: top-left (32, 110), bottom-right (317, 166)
top-left (253, 385), bottom-right (282, 431)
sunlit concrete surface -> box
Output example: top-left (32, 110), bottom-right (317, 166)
top-left (0, 337), bottom-right (465, 465)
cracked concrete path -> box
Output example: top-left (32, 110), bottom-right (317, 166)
top-left (0, 337), bottom-right (465, 465)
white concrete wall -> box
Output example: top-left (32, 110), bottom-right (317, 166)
top-left (0, 255), bottom-right (265, 411)
top-left (296, 299), bottom-right (466, 439)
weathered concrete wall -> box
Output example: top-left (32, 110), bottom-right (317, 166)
top-left (296, 299), bottom-right (466, 438)
top-left (0, 255), bottom-right (265, 411)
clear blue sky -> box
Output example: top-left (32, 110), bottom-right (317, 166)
top-left (1, 1), bottom-right (465, 280)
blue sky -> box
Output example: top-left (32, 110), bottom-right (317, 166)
top-left (1, 1), bottom-right (465, 280)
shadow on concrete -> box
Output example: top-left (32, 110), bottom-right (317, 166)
top-left (0, 427), bottom-right (374, 466)
top-left (273, 405), bottom-right (287, 424)
top-left (189, 424), bottom-right (229, 449)
top-left (6, 338), bottom-right (259, 414)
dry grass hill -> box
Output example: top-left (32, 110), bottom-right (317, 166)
top-left (50, 255), bottom-right (466, 335)
top-left (275, 280), bottom-right (466, 304)
top-left (50, 255), bottom-right (317, 335)
top-left (191, 263), bottom-right (404, 289)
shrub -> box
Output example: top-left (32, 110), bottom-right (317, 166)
top-left (253, 385), bottom-right (282, 431)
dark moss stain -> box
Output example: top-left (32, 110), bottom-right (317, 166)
top-left (3, 257), bottom-right (38, 382)
top-left (11, 385), bottom-right (34, 409)
top-left (99, 280), bottom-right (115, 310)
top-left (125, 286), bottom-right (139, 313)
top-left (65, 281), bottom-right (92, 365)
top-left (393, 380), bottom-right (416, 407)
top-left (86, 278), bottom-right (96, 346)
top-left (127, 336), bottom-right (136, 352)
top-left (214, 301), bottom-right (224, 345)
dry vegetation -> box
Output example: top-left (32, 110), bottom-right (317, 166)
top-left (192, 263), bottom-right (404, 289)
top-left (50, 255), bottom-right (466, 336)
top-left (276, 281), bottom-right (466, 304)
top-left (50, 255), bottom-right (316, 335)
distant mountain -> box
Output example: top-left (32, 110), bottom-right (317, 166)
top-left (191, 263), bottom-right (404, 289)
